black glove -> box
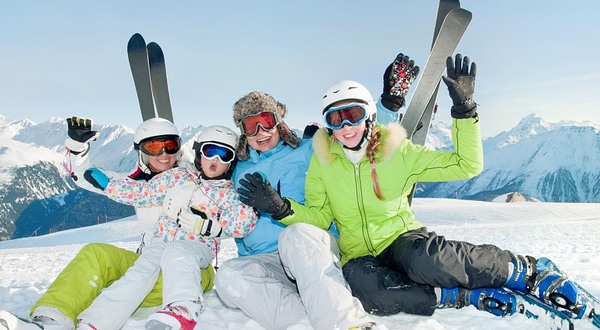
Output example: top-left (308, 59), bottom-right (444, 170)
top-left (302, 122), bottom-right (320, 139)
top-left (237, 172), bottom-right (292, 220)
top-left (67, 116), bottom-right (98, 143)
top-left (381, 53), bottom-right (420, 112)
top-left (442, 54), bottom-right (477, 118)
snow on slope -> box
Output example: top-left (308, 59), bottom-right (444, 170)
top-left (1, 199), bottom-right (599, 330)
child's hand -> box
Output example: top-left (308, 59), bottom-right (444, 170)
top-left (178, 207), bottom-right (224, 237)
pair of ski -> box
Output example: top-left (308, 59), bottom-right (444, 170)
top-left (406, 2), bottom-right (598, 329)
top-left (127, 33), bottom-right (174, 123)
top-left (400, 0), bottom-right (470, 205)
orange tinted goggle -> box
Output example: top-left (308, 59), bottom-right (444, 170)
top-left (240, 111), bottom-right (280, 136)
top-left (138, 138), bottom-right (181, 156)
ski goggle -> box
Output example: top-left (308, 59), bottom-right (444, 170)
top-left (138, 137), bottom-right (181, 156)
top-left (198, 142), bottom-right (236, 164)
top-left (323, 103), bottom-right (368, 130)
top-left (240, 111), bottom-right (281, 136)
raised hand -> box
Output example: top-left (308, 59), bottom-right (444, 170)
top-left (381, 53), bottom-right (420, 111)
top-left (442, 54), bottom-right (477, 118)
top-left (67, 116), bottom-right (99, 144)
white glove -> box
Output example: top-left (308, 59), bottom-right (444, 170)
top-left (162, 182), bottom-right (196, 220)
top-left (178, 207), bottom-right (224, 237)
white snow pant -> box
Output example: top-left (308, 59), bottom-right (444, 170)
top-left (78, 240), bottom-right (213, 330)
top-left (215, 223), bottom-right (374, 330)
top-left (161, 240), bottom-right (213, 306)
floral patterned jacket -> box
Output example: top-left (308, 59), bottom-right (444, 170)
top-left (105, 164), bottom-right (257, 256)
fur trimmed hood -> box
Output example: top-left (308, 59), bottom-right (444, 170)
top-left (233, 91), bottom-right (301, 161)
top-left (312, 122), bottom-right (408, 165)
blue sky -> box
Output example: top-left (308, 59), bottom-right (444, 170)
top-left (1, 1), bottom-right (599, 137)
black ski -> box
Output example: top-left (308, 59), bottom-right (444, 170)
top-left (127, 33), bottom-right (156, 121)
top-left (147, 42), bottom-right (174, 123)
top-left (411, 0), bottom-right (461, 146)
top-left (400, 7), bottom-right (471, 139)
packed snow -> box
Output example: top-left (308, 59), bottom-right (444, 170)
top-left (1, 198), bottom-right (599, 330)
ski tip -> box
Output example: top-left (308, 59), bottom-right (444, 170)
top-left (446, 7), bottom-right (472, 24)
top-left (127, 33), bottom-right (146, 49)
top-left (147, 42), bottom-right (163, 51)
top-left (147, 42), bottom-right (165, 61)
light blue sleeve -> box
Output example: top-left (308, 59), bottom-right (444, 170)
top-left (376, 97), bottom-right (400, 125)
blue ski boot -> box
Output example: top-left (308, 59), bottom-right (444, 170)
top-left (504, 253), bottom-right (594, 319)
top-left (438, 287), bottom-right (517, 316)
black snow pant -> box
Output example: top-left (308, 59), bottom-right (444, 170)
top-left (342, 227), bottom-right (512, 316)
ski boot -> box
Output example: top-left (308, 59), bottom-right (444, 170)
top-left (0, 311), bottom-right (42, 330)
top-left (145, 301), bottom-right (200, 330)
top-left (505, 254), bottom-right (594, 319)
top-left (438, 287), bottom-right (517, 316)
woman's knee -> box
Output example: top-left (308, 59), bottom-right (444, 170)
top-left (215, 257), bottom-right (264, 303)
top-left (280, 223), bottom-right (321, 243)
top-left (279, 223), bottom-right (331, 257)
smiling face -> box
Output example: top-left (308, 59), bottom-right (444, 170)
top-left (245, 126), bottom-right (281, 153)
top-left (200, 156), bottom-right (229, 178)
top-left (146, 152), bottom-right (177, 173)
top-left (328, 101), bottom-right (368, 148)
top-left (332, 121), bottom-right (367, 148)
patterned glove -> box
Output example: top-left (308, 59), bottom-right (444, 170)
top-left (381, 53), bottom-right (420, 111)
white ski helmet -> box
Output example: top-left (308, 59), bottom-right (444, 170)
top-left (133, 118), bottom-right (181, 174)
top-left (321, 80), bottom-right (376, 119)
top-left (134, 118), bottom-right (180, 147)
top-left (192, 125), bottom-right (238, 177)
top-left (195, 125), bottom-right (238, 150)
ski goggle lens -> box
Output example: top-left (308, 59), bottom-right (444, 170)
top-left (323, 103), bottom-right (368, 130)
top-left (240, 111), bottom-right (280, 136)
top-left (139, 138), bottom-right (181, 156)
top-left (200, 143), bottom-right (236, 164)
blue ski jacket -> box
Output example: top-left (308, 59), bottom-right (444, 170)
top-left (233, 139), bottom-right (314, 256)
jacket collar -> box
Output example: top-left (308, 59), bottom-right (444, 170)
top-left (312, 123), bottom-right (408, 165)
top-left (247, 140), bottom-right (286, 163)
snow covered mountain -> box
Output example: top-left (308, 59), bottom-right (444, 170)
top-left (0, 113), bottom-right (598, 240)
top-left (418, 114), bottom-right (600, 202)
top-left (0, 115), bottom-right (206, 240)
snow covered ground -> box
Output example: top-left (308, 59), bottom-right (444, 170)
top-left (1, 198), bottom-right (599, 330)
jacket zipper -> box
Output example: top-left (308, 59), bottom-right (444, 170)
top-left (353, 162), bottom-right (376, 255)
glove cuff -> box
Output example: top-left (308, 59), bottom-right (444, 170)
top-left (65, 138), bottom-right (89, 154)
top-left (272, 199), bottom-right (293, 221)
top-left (380, 94), bottom-right (405, 112)
top-left (450, 99), bottom-right (478, 119)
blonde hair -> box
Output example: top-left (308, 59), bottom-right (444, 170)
top-left (366, 126), bottom-right (384, 200)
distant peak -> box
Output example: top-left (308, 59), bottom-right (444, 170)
top-left (48, 117), bottom-right (65, 123)
top-left (513, 114), bottom-right (551, 133)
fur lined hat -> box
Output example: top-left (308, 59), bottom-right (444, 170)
top-left (233, 91), bottom-right (301, 160)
